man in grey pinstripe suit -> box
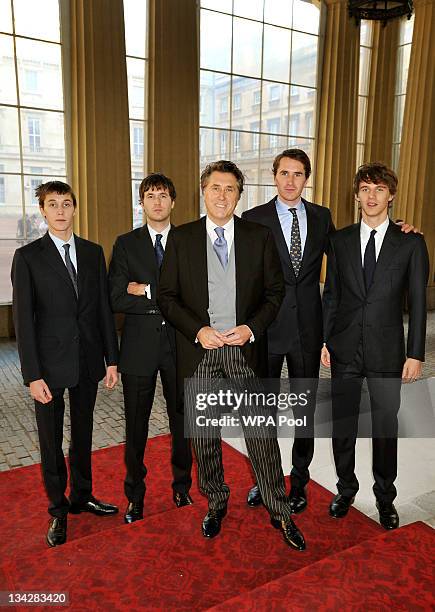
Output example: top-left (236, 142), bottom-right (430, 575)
top-left (158, 160), bottom-right (305, 551)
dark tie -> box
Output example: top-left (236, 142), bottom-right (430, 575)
top-left (213, 227), bottom-right (228, 268)
top-left (62, 243), bottom-right (78, 297)
top-left (155, 233), bottom-right (164, 269)
top-left (289, 208), bottom-right (302, 277)
top-left (363, 229), bottom-right (377, 291)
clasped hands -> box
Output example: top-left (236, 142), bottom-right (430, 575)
top-left (197, 325), bottom-right (252, 349)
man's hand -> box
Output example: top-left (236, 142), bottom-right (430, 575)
top-left (321, 345), bottom-right (331, 368)
top-left (221, 325), bottom-right (253, 347)
top-left (401, 358), bottom-right (422, 383)
top-left (197, 326), bottom-right (225, 349)
top-left (104, 365), bottom-right (118, 389)
top-left (395, 220), bottom-right (422, 235)
top-left (29, 379), bottom-right (52, 404)
top-left (127, 282), bottom-right (148, 296)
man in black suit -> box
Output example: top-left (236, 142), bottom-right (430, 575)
top-left (242, 149), bottom-right (334, 513)
top-left (158, 160), bottom-right (305, 551)
top-left (321, 163), bottom-right (429, 529)
top-left (108, 173), bottom-right (193, 524)
top-left (11, 181), bottom-right (119, 548)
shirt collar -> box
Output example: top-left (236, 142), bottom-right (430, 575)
top-left (361, 215), bottom-right (390, 238)
top-left (206, 216), bottom-right (234, 234)
top-left (48, 231), bottom-right (75, 249)
top-left (276, 196), bottom-right (304, 213)
top-left (147, 223), bottom-right (170, 241)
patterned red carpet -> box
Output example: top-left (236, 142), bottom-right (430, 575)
top-left (1, 436), bottom-right (432, 610)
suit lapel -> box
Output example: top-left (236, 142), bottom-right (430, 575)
top-left (189, 217), bottom-right (208, 311)
top-left (344, 224), bottom-right (366, 296)
top-left (370, 220), bottom-right (402, 290)
top-left (140, 224), bottom-right (159, 279)
top-left (298, 200), bottom-right (317, 278)
top-left (265, 198), bottom-right (292, 269)
top-left (234, 215), bottom-right (250, 321)
top-left (39, 232), bottom-right (77, 299)
top-left (74, 235), bottom-right (88, 299)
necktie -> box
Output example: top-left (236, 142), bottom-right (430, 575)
top-left (155, 234), bottom-right (164, 269)
top-left (363, 229), bottom-right (377, 291)
top-left (62, 243), bottom-right (78, 297)
top-left (213, 227), bottom-right (228, 268)
top-left (289, 208), bottom-right (302, 277)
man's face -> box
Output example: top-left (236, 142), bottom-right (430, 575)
top-left (203, 171), bottom-right (240, 226)
top-left (141, 187), bottom-right (174, 224)
top-left (274, 157), bottom-right (308, 206)
top-left (357, 181), bottom-right (393, 222)
top-left (40, 192), bottom-right (75, 234)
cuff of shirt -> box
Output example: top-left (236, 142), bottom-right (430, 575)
top-left (144, 284), bottom-right (151, 299)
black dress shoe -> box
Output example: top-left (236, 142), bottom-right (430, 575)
top-left (289, 486), bottom-right (307, 514)
top-left (376, 501), bottom-right (399, 530)
top-left (202, 507), bottom-right (227, 538)
top-left (46, 516), bottom-right (67, 547)
top-left (329, 494), bottom-right (355, 518)
top-left (124, 501), bottom-right (144, 524)
top-left (173, 492), bottom-right (193, 508)
top-left (247, 484), bottom-right (263, 507)
top-left (69, 496), bottom-right (119, 516)
top-left (271, 517), bottom-right (306, 551)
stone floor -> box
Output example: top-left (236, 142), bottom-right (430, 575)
top-left (0, 312), bottom-right (434, 528)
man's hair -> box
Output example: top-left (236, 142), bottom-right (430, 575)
top-left (354, 162), bottom-right (398, 196)
top-left (139, 173), bottom-right (176, 201)
top-left (200, 160), bottom-right (244, 195)
top-left (36, 181), bottom-right (77, 208)
top-left (272, 148), bottom-right (311, 179)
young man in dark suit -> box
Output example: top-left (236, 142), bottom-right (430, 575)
top-left (11, 181), bottom-right (119, 548)
top-left (108, 174), bottom-right (193, 524)
top-left (158, 160), bottom-right (305, 551)
top-left (321, 163), bottom-right (429, 529)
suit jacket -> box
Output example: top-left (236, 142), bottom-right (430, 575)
top-left (11, 232), bottom-right (118, 388)
top-left (323, 220), bottom-right (429, 371)
top-left (108, 224), bottom-right (176, 376)
top-left (157, 215), bottom-right (285, 393)
top-left (242, 197), bottom-right (334, 353)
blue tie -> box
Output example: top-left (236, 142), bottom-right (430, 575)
top-left (213, 227), bottom-right (228, 268)
top-left (155, 234), bottom-right (164, 269)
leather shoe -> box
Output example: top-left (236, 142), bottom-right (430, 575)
top-left (329, 494), bottom-right (354, 518)
top-left (247, 484), bottom-right (263, 507)
top-left (46, 516), bottom-right (67, 547)
top-left (173, 492), bottom-right (193, 508)
top-left (289, 486), bottom-right (307, 514)
top-left (202, 507), bottom-right (227, 538)
top-left (271, 517), bottom-right (306, 551)
top-left (124, 500), bottom-right (144, 524)
top-left (376, 501), bottom-right (399, 530)
top-left (69, 496), bottom-right (119, 516)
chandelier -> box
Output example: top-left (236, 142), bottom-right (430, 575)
top-left (348, 0), bottom-right (413, 25)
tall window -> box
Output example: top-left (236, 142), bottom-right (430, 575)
top-left (357, 20), bottom-right (373, 169)
top-left (392, 15), bottom-right (414, 171)
top-left (0, 0), bottom-right (66, 303)
top-left (199, 0), bottom-right (321, 214)
top-left (123, 0), bottom-right (148, 229)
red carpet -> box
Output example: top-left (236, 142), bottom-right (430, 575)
top-left (1, 435), bottom-right (433, 610)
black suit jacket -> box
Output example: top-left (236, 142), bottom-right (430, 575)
top-left (242, 197), bottom-right (334, 353)
top-left (11, 232), bottom-right (118, 388)
top-left (323, 220), bottom-right (429, 371)
top-left (157, 215), bottom-right (285, 392)
top-left (108, 225), bottom-right (175, 376)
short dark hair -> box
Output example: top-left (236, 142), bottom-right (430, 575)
top-left (200, 160), bottom-right (244, 196)
top-left (139, 173), bottom-right (176, 201)
top-left (354, 162), bottom-right (398, 196)
top-left (272, 149), bottom-right (311, 179)
top-left (36, 181), bottom-right (77, 208)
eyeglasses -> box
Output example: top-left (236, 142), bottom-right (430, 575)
top-left (46, 201), bottom-right (74, 209)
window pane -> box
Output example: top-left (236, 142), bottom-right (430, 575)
top-left (0, 106), bottom-right (21, 172)
top-left (356, 143), bottom-right (365, 169)
top-left (233, 0), bottom-right (264, 21)
top-left (132, 179), bottom-right (143, 229)
top-left (292, 0), bottom-right (320, 35)
top-left (259, 133), bottom-right (287, 183)
top-left (396, 44), bottom-right (411, 95)
top-left (0, 174), bottom-right (22, 239)
top-left (289, 86), bottom-right (316, 138)
top-left (24, 173), bottom-right (63, 212)
top-left (0, 239), bottom-right (17, 302)
top-left (263, 25), bottom-right (291, 82)
top-left (231, 76), bottom-right (261, 129)
top-left (0, 35), bottom-right (18, 105)
top-left (399, 15), bottom-right (414, 45)
top-left (0, 0), bottom-right (12, 33)
top-left (127, 57), bottom-right (146, 120)
top-left (230, 131), bottom-right (259, 184)
top-left (357, 96), bottom-right (367, 143)
top-left (16, 39), bottom-right (63, 110)
top-left (264, 0), bottom-right (292, 28)
top-left (233, 18), bottom-right (263, 78)
top-left (392, 143), bottom-right (400, 171)
top-left (360, 20), bottom-right (373, 47)
top-left (235, 184), bottom-right (258, 216)
top-left (13, 0), bottom-right (60, 42)
top-left (130, 121), bottom-right (144, 165)
top-left (21, 110), bottom-right (66, 175)
top-left (201, 10), bottom-right (232, 73)
top-left (200, 128), bottom-right (230, 168)
top-left (124, 0), bottom-right (147, 58)
top-left (201, 0), bottom-right (232, 12)
top-left (200, 70), bottom-right (230, 129)
top-left (261, 82), bottom-right (289, 132)
top-left (393, 95), bottom-right (405, 143)
top-left (359, 46), bottom-right (371, 96)
top-left (291, 32), bottom-right (318, 87)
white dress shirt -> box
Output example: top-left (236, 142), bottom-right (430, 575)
top-left (144, 223), bottom-right (170, 300)
top-left (206, 216), bottom-right (234, 254)
top-left (360, 216), bottom-right (390, 263)
top-left (275, 197), bottom-right (308, 255)
top-left (49, 231), bottom-right (77, 271)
